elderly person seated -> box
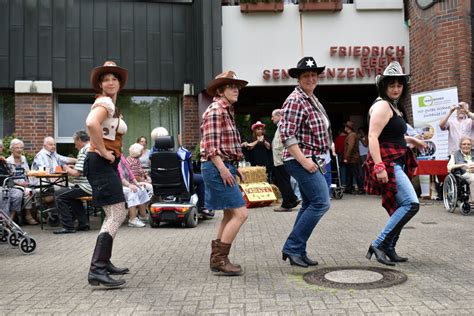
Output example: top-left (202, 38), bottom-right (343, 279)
top-left (118, 154), bottom-right (150, 228)
top-left (149, 127), bottom-right (213, 218)
top-left (0, 140), bottom-right (29, 223)
top-left (5, 138), bottom-right (38, 224)
top-left (33, 136), bottom-right (76, 172)
top-left (53, 131), bottom-right (92, 234)
top-left (126, 143), bottom-right (153, 196)
top-left (447, 136), bottom-right (474, 201)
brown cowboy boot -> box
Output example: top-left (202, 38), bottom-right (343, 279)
top-left (210, 239), bottom-right (242, 270)
top-left (210, 241), bottom-right (242, 276)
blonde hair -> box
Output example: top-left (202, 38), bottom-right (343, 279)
top-left (129, 143), bottom-right (144, 158)
top-left (150, 127), bottom-right (169, 141)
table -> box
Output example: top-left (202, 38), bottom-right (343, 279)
top-left (30, 173), bottom-right (69, 229)
top-left (414, 160), bottom-right (448, 199)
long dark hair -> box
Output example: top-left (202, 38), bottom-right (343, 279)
top-left (376, 76), bottom-right (409, 117)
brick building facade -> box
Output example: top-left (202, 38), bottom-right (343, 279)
top-left (408, 0), bottom-right (472, 111)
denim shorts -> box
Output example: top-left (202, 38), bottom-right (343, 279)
top-left (84, 152), bottom-right (125, 208)
top-left (201, 161), bottom-right (245, 211)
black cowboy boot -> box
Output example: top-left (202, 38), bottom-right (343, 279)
top-left (386, 236), bottom-right (408, 262)
top-left (106, 237), bottom-right (130, 275)
top-left (88, 232), bottom-right (126, 287)
top-left (366, 244), bottom-right (395, 266)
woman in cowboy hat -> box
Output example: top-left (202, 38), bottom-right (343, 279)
top-left (279, 56), bottom-right (332, 267)
top-left (242, 121), bottom-right (273, 179)
top-left (84, 61), bottom-right (130, 287)
top-left (200, 71), bottom-right (248, 276)
top-left (365, 61), bottom-right (426, 266)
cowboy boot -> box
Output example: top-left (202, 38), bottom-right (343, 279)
top-left (385, 236), bottom-right (408, 262)
top-left (88, 232), bottom-right (126, 287)
top-left (210, 241), bottom-right (242, 276)
top-left (106, 237), bottom-right (130, 275)
top-left (211, 239), bottom-right (241, 270)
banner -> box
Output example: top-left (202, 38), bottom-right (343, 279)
top-left (411, 87), bottom-right (458, 160)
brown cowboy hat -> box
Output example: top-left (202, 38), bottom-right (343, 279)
top-left (90, 61), bottom-right (128, 92)
top-left (206, 71), bottom-right (248, 97)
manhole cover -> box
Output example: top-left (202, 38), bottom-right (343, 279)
top-left (303, 266), bottom-right (407, 290)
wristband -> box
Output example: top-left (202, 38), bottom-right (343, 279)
top-left (373, 162), bottom-right (386, 175)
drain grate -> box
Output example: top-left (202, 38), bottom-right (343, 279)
top-left (303, 266), bottom-right (407, 290)
top-left (421, 221), bottom-right (437, 225)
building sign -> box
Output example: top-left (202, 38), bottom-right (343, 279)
top-left (263, 45), bottom-right (406, 82)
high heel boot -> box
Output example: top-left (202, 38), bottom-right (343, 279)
top-left (88, 232), bottom-right (126, 287)
top-left (282, 252), bottom-right (308, 268)
top-left (366, 245), bottom-right (395, 266)
top-left (385, 248), bottom-right (408, 262)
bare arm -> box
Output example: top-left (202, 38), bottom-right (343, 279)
top-left (368, 101), bottom-right (391, 164)
top-left (439, 105), bottom-right (456, 130)
top-left (85, 106), bottom-right (114, 162)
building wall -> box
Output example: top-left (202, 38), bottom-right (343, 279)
top-left (408, 0), bottom-right (472, 104)
top-left (14, 93), bottom-right (53, 152)
top-left (182, 95), bottom-right (200, 152)
top-left (0, 0), bottom-right (221, 92)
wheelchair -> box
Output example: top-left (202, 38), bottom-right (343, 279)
top-left (442, 170), bottom-right (472, 215)
top-left (148, 136), bottom-right (199, 228)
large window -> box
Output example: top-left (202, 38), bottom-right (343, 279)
top-left (55, 94), bottom-right (180, 154)
top-left (0, 92), bottom-right (15, 138)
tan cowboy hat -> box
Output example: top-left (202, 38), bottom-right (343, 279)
top-left (375, 61), bottom-right (410, 88)
top-left (206, 71), bottom-right (248, 97)
top-left (90, 61), bottom-right (128, 92)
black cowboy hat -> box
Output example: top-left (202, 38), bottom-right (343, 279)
top-left (288, 56), bottom-right (326, 78)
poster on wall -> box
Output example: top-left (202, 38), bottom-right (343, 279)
top-left (411, 87), bottom-right (458, 160)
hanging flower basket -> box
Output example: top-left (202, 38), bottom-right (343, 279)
top-left (240, 1), bottom-right (284, 13)
top-left (299, 0), bottom-right (343, 12)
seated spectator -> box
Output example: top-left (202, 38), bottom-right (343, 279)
top-left (149, 127), bottom-right (212, 217)
top-left (0, 140), bottom-right (27, 223)
top-left (136, 136), bottom-right (151, 172)
top-left (127, 143), bottom-right (151, 183)
top-left (33, 137), bottom-right (77, 172)
top-left (53, 131), bottom-right (92, 234)
top-left (5, 138), bottom-right (38, 224)
top-left (118, 155), bottom-right (150, 228)
top-left (447, 136), bottom-right (474, 201)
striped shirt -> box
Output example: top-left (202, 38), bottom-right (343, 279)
top-left (73, 144), bottom-right (92, 195)
top-left (279, 87), bottom-right (330, 160)
top-left (200, 97), bottom-right (244, 162)
top-left (126, 156), bottom-right (148, 182)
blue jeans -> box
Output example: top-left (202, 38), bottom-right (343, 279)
top-left (373, 164), bottom-right (419, 249)
top-left (283, 159), bottom-right (330, 256)
top-left (324, 163), bottom-right (332, 195)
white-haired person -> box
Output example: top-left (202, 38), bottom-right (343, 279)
top-left (149, 127), bottom-right (212, 217)
top-left (5, 138), bottom-right (38, 225)
top-left (447, 136), bottom-right (474, 201)
top-left (126, 143), bottom-right (152, 193)
top-left (118, 154), bottom-right (150, 228)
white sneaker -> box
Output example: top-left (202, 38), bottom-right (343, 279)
top-left (128, 218), bottom-right (146, 228)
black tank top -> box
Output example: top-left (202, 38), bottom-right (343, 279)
top-left (379, 105), bottom-right (407, 147)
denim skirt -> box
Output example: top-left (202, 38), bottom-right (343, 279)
top-left (84, 152), bottom-right (125, 207)
top-left (201, 161), bottom-right (245, 211)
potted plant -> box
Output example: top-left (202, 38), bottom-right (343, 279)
top-left (240, 0), bottom-right (284, 13)
top-left (299, 0), bottom-right (343, 12)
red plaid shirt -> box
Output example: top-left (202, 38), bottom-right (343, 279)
top-left (279, 87), bottom-right (330, 160)
top-left (200, 97), bottom-right (243, 162)
top-left (364, 143), bottom-right (418, 215)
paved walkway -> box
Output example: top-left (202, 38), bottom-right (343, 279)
top-left (1, 195), bottom-right (474, 315)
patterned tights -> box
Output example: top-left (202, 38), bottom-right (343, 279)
top-left (100, 202), bottom-right (127, 238)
